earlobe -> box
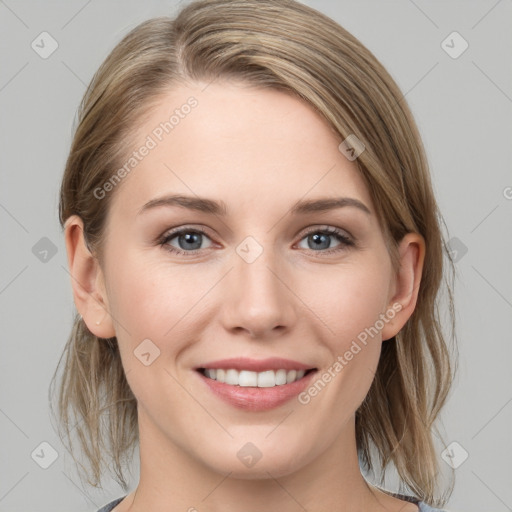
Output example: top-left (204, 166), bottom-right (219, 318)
top-left (381, 232), bottom-right (425, 341)
top-left (64, 215), bottom-right (116, 339)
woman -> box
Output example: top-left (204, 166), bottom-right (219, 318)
top-left (49, 1), bottom-right (457, 511)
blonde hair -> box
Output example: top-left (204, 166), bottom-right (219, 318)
top-left (50, 0), bottom-right (458, 507)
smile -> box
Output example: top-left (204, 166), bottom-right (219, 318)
top-left (197, 368), bottom-right (316, 387)
top-left (195, 367), bottom-right (319, 411)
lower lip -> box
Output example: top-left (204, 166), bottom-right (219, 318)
top-left (196, 369), bottom-right (318, 411)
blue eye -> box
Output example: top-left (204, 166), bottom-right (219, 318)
top-left (297, 227), bottom-right (354, 254)
top-left (159, 226), bottom-right (354, 256)
top-left (160, 227), bottom-right (212, 255)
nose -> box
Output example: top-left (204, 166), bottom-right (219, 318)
top-left (221, 243), bottom-right (296, 339)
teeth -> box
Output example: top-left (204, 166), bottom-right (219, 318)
top-left (201, 368), bottom-right (308, 387)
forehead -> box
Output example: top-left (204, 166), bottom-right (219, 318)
top-left (108, 81), bottom-right (374, 219)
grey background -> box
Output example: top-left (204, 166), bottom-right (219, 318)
top-left (1, 0), bottom-right (511, 511)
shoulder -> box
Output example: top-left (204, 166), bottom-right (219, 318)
top-left (96, 496), bottom-right (126, 512)
top-left (95, 493), bottom-right (452, 512)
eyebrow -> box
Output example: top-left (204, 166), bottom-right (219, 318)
top-left (138, 194), bottom-right (371, 216)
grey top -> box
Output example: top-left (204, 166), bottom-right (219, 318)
top-left (97, 496), bottom-right (124, 512)
top-left (97, 493), bottom-right (450, 511)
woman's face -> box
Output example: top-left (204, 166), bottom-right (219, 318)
top-left (76, 81), bottom-right (418, 479)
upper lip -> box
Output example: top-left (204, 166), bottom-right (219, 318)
top-left (196, 357), bottom-right (316, 372)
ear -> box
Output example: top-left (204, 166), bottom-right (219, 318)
top-left (381, 232), bottom-right (425, 341)
top-left (63, 215), bottom-right (116, 339)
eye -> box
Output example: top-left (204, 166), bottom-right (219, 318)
top-left (159, 227), bottom-right (213, 255)
top-left (158, 225), bottom-right (355, 257)
top-left (296, 226), bottom-right (354, 255)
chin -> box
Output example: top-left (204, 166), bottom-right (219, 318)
top-left (211, 460), bottom-right (301, 481)
top-left (199, 442), bottom-right (311, 481)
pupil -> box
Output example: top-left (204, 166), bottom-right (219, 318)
top-left (181, 232), bottom-right (201, 250)
top-left (311, 233), bottom-right (329, 250)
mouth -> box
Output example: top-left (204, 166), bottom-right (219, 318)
top-left (194, 365), bottom-right (319, 411)
top-left (196, 367), bottom-right (317, 387)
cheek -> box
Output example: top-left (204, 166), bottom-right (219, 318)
top-left (318, 259), bottom-right (391, 347)
top-left (103, 254), bottom-right (203, 408)
top-left (106, 258), bottom-right (164, 339)
top-left (105, 252), bottom-right (212, 348)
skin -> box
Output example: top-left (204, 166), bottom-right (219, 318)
top-left (65, 81), bottom-right (425, 512)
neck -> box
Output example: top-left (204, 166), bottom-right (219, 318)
top-left (122, 409), bottom-right (385, 512)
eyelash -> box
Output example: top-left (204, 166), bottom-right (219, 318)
top-left (158, 225), bottom-right (355, 257)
